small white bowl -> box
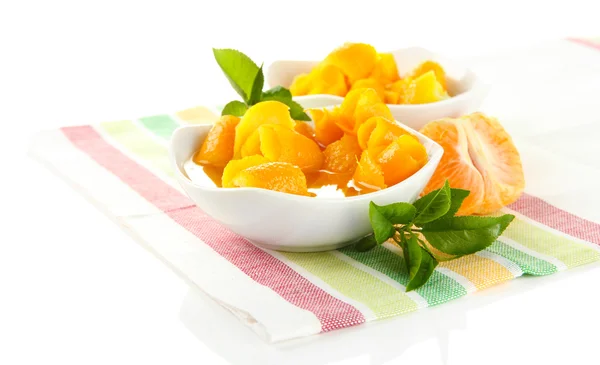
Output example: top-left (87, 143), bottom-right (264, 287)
top-left (170, 114), bottom-right (443, 252)
top-left (267, 47), bottom-right (489, 131)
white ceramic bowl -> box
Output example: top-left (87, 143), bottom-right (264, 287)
top-left (170, 115), bottom-right (443, 252)
top-left (267, 47), bottom-right (489, 131)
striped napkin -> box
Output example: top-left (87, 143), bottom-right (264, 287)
top-left (31, 38), bottom-right (600, 343)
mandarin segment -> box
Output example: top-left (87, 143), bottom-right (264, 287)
top-left (410, 71), bottom-right (449, 104)
top-left (376, 134), bottom-right (428, 186)
top-left (324, 43), bottom-right (378, 83)
top-left (231, 162), bottom-right (309, 196)
top-left (351, 78), bottom-right (386, 100)
top-left (420, 113), bottom-right (524, 215)
top-left (194, 115), bottom-right (240, 167)
top-left (390, 78), bottom-right (416, 104)
top-left (258, 124), bottom-right (324, 172)
top-left (357, 116), bottom-right (379, 150)
top-left (410, 60), bottom-right (447, 89)
top-left (234, 101), bottom-right (294, 158)
top-left (322, 134), bottom-right (362, 173)
top-left (240, 130), bottom-right (262, 157)
top-left (222, 155), bottom-right (270, 188)
top-left (310, 64), bottom-right (348, 96)
top-left (353, 150), bottom-right (387, 191)
top-left (353, 88), bottom-right (394, 131)
top-left (309, 108), bottom-right (344, 146)
top-left (366, 116), bottom-right (411, 150)
top-left (290, 73), bottom-right (312, 96)
top-left (370, 53), bottom-right (400, 83)
top-left (294, 121), bottom-right (317, 142)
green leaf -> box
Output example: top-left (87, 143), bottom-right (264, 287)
top-left (369, 202), bottom-right (396, 244)
top-left (354, 234), bottom-right (377, 252)
top-left (260, 86), bottom-right (310, 120)
top-left (406, 248), bottom-right (438, 292)
top-left (413, 180), bottom-right (451, 225)
top-left (221, 100), bottom-right (248, 117)
top-left (247, 65), bottom-right (264, 105)
top-left (288, 100), bottom-right (311, 121)
top-left (438, 188), bottom-right (470, 221)
top-left (213, 48), bottom-right (260, 103)
top-left (421, 214), bottom-right (515, 256)
top-left (370, 202), bottom-right (416, 225)
top-left (403, 234), bottom-right (422, 280)
top-left (261, 86), bottom-right (292, 102)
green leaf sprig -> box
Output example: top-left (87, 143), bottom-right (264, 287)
top-left (212, 49), bottom-right (311, 121)
top-left (355, 180), bottom-right (515, 292)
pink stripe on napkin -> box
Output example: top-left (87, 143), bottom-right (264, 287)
top-left (568, 38), bottom-right (600, 51)
top-left (61, 125), bottom-right (366, 332)
top-left (510, 193), bottom-right (600, 246)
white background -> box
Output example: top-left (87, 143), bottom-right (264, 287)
top-left (2, 1), bottom-right (600, 364)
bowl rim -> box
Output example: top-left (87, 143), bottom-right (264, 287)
top-left (266, 46), bottom-right (489, 111)
top-left (170, 117), bottom-right (444, 203)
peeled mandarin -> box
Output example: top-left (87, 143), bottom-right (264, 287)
top-left (420, 113), bottom-right (525, 215)
top-left (231, 162), bottom-right (308, 196)
top-left (353, 88), bottom-right (393, 131)
top-left (309, 64), bottom-right (348, 97)
top-left (194, 115), bottom-right (240, 167)
top-left (258, 124), bottom-right (323, 172)
top-left (324, 43), bottom-right (378, 83)
top-left (234, 101), bottom-right (294, 158)
top-left (322, 134), bottom-right (362, 173)
top-left (353, 150), bottom-right (386, 191)
top-left (290, 73), bottom-right (312, 96)
top-left (351, 78), bottom-right (386, 101)
top-left (410, 60), bottom-right (447, 89)
top-left (308, 108), bottom-right (344, 146)
top-left (222, 155), bottom-right (269, 188)
top-left (370, 53), bottom-right (400, 83)
top-left (366, 117), bottom-right (411, 151)
top-left (410, 71), bottom-right (449, 104)
top-left (240, 130), bottom-right (262, 157)
top-left (376, 134), bottom-right (428, 186)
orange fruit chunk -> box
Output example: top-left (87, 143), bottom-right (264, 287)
top-left (370, 53), bottom-right (400, 83)
top-left (234, 101), bottom-right (294, 158)
top-left (390, 78), bottom-right (416, 104)
top-left (353, 150), bottom-right (386, 191)
top-left (290, 73), bottom-right (311, 96)
top-left (258, 124), bottom-right (324, 172)
top-left (202, 165), bottom-right (224, 187)
top-left (240, 130), bottom-right (262, 157)
top-left (410, 60), bottom-right (447, 89)
top-left (366, 117), bottom-right (411, 151)
top-left (309, 108), bottom-right (344, 146)
top-left (420, 113), bottom-right (525, 215)
top-left (231, 162), bottom-right (308, 196)
top-left (222, 155), bottom-right (269, 188)
top-left (384, 90), bottom-right (400, 104)
top-left (322, 134), bottom-right (362, 173)
top-left (351, 78), bottom-right (386, 101)
top-left (194, 115), bottom-right (240, 167)
top-left (353, 88), bottom-right (394, 132)
top-left (410, 71), bottom-right (449, 104)
top-left (325, 43), bottom-right (377, 83)
top-left (294, 121), bottom-right (317, 143)
top-left (356, 116), bottom-right (379, 150)
top-left (376, 134), bottom-right (428, 186)
top-left (309, 64), bottom-right (348, 97)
